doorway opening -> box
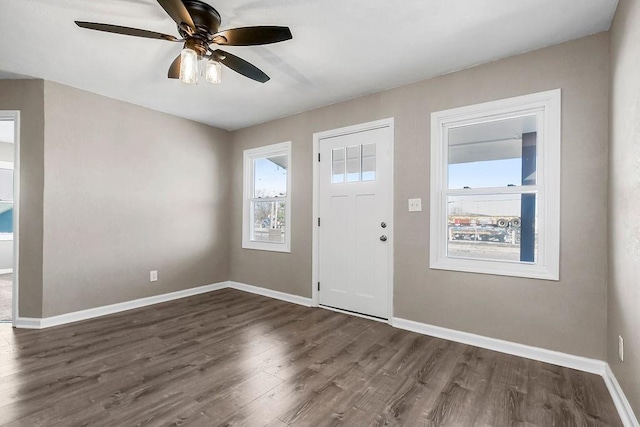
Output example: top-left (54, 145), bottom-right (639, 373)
top-left (0, 112), bottom-right (19, 325)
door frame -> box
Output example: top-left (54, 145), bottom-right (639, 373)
top-left (0, 111), bottom-right (20, 326)
top-left (312, 117), bottom-right (394, 323)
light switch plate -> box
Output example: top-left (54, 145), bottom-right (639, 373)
top-left (408, 198), bottom-right (422, 212)
top-left (150, 270), bottom-right (158, 282)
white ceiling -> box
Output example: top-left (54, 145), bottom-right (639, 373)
top-left (0, 0), bottom-right (618, 131)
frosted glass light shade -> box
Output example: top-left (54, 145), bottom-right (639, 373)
top-left (206, 60), bottom-right (222, 84)
top-left (179, 48), bottom-right (198, 84)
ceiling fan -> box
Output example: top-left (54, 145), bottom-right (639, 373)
top-left (75, 0), bottom-right (292, 84)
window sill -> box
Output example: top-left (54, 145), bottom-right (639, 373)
top-left (430, 257), bottom-right (559, 281)
top-left (242, 241), bottom-right (291, 253)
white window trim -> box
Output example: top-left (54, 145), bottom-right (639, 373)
top-left (242, 141), bottom-right (292, 253)
top-left (430, 89), bottom-right (561, 280)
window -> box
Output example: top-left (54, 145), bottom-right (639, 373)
top-left (0, 163), bottom-right (14, 241)
top-left (242, 142), bottom-right (291, 252)
top-left (430, 90), bottom-right (560, 280)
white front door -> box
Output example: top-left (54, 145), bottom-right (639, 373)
top-left (318, 123), bottom-right (392, 319)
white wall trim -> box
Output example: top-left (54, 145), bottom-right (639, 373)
top-left (14, 281), bottom-right (229, 329)
top-left (604, 364), bottom-right (640, 427)
top-left (0, 268), bottom-right (13, 274)
top-left (14, 281), bottom-right (312, 329)
top-left (392, 317), bottom-right (606, 375)
top-left (13, 317), bottom-right (40, 329)
top-left (228, 281), bottom-right (312, 307)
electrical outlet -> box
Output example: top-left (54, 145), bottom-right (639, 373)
top-left (150, 270), bottom-right (158, 282)
top-left (619, 335), bottom-right (624, 362)
top-left (408, 198), bottom-right (422, 212)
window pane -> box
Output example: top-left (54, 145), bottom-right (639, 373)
top-left (332, 148), bottom-right (345, 183)
top-left (251, 201), bottom-right (286, 243)
top-left (448, 115), bottom-right (537, 189)
top-left (447, 193), bottom-right (537, 263)
top-left (346, 145), bottom-right (360, 182)
top-left (253, 155), bottom-right (287, 198)
top-left (0, 169), bottom-right (13, 202)
top-left (0, 202), bottom-right (13, 234)
top-left (362, 143), bottom-right (376, 181)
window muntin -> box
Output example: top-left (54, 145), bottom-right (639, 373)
top-left (243, 142), bottom-right (291, 252)
top-left (430, 90), bottom-right (560, 280)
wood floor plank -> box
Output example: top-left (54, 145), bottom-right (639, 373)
top-left (0, 289), bottom-right (623, 426)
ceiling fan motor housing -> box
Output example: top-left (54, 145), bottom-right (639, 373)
top-left (180, 0), bottom-right (222, 39)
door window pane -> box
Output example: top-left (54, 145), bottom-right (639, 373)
top-left (332, 148), bottom-right (345, 183)
top-left (447, 193), bottom-right (537, 262)
top-left (346, 145), bottom-right (360, 182)
top-left (362, 143), bottom-right (376, 181)
top-left (448, 115), bottom-right (537, 189)
top-left (251, 200), bottom-right (286, 243)
top-left (253, 156), bottom-right (287, 198)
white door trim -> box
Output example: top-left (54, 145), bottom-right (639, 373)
top-left (312, 117), bottom-right (394, 324)
top-left (0, 111), bottom-right (20, 326)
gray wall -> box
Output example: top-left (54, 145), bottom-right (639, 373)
top-left (41, 82), bottom-right (231, 317)
top-left (608, 0), bottom-right (640, 417)
top-left (230, 33), bottom-right (610, 360)
top-left (0, 79), bottom-right (44, 318)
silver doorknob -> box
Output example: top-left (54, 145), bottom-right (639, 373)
top-left (380, 235), bottom-right (387, 242)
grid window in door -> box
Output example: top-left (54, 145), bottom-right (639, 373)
top-left (331, 143), bottom-right (376, 183)
top-left (243, 142), bottom-right (292, 252)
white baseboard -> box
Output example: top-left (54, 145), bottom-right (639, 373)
top-left (604, 364), bottom-right (639, 427)
top-left (13, 317), bottom-right (41, 329)
top-left (0, 268), bottom-right (13, 275)
top-left (14, 281), bottom-right (312, 330)
top-left (228, 281), bottom-right (312, 307)
top-left (14, 281), bottom-right (229, 329)
top-left (392, 317), bottom-right (606, 375)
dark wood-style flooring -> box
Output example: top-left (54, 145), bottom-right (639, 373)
top-left (0, 288), bottom-right (621, 426)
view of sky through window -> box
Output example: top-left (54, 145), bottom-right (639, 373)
top-left (254, 157), bottom-right (287, 198)
top-left (448, 158), bottom-right (522, 189)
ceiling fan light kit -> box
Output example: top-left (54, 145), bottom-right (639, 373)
top-left (74, 0), bottom-right (292, 86)
top-left (179, 47), bottom-right (199, 84)
top-left (205, 59), bottom-right (222, 84)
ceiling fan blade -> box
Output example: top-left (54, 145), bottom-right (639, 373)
top-left (168, 54), bottom-right (181, 79)
top-left (212, 26), bottom-right (292, 46)
top-left (157, 0), bottom-right (195, 32)
top-left (75, 21), bottom-right (180, 41)
top-left (212, 49), bottom-right (270, 83)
